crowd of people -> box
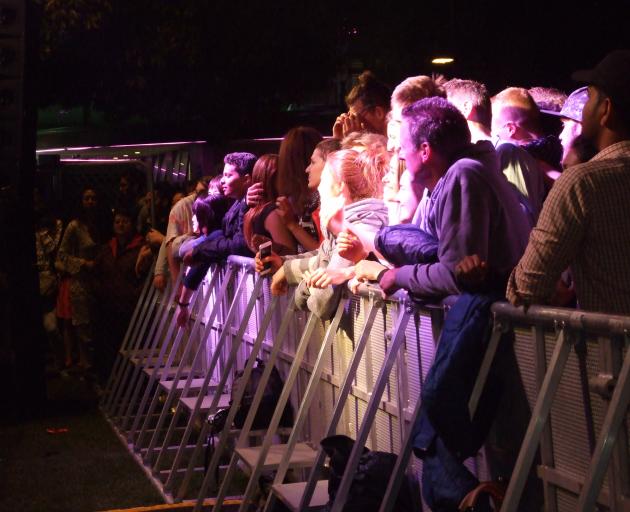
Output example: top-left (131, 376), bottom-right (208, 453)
top-left (134, 49), bottom-right (629, 509)
top-left (36, 48), bottom-right (630, 508)
top-left (159, 50), bottom-right (630, 323)
top-left (35, 173), bottom-right (212, 381)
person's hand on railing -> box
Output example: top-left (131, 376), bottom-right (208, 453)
top-left (136, 244), bottom-right (154, 277)
top-left (455, 255), bottom-right (488, 292)
top-left (550, 278), bottom-right (576, 307)
top-left (255, 250), bottom-right (283, 275)
top-left (182, 249), bottom-right (194, 266)
top-left (145, 228), bottom-right (164, 248)
top-left (303, 267), bottom-right (355, 288)
top-left (354, 260), bottom-right (400, 296)
top-left (176, 305), bottom-right (189, 327)
top-left (270, 267), bottom-right (288, 296)
top-left (246, 182), bottom-right (265, 208)
top-left (153, 273), bottom-right (167, 291)
top-left (354, 260), bottom-right (387, 282)
top-left (337, 228), bottom-right (368, 263)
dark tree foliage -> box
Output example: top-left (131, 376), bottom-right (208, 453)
top-left (38, 1), bottom-right (342, 137)
top-left (37, 0), bottom-right (628, 138)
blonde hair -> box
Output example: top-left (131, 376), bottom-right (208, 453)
top-left (391, 75), bottom-right (447, 111)
top-left (492, 87), bottom-right (541, 134)
top-left (340, 131), bottom-right (387, 152)
top-left (326, 146), bottom-right (390, 201)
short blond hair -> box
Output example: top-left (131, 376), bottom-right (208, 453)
top-left (391, 75), bottom-right (447, 111)
top-left (492, 87), bottom-right (541, 133)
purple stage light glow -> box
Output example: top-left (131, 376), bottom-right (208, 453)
top-left (36, 140), bottom-right (207, 154)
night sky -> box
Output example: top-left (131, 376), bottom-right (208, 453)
top-left (37, 0), bottom-right (630, 139)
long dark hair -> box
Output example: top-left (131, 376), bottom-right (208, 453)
top-left (243, 154), bottom-right (279, 250)
top-left (276, 126), bottom-right (322, 215)
top-left (74, 186), bottom-right (110, 243)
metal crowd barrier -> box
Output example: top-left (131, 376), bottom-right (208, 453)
top-left (101, 255), bottom-right (630, 511)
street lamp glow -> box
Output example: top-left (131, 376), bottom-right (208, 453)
top-left (432, 57), bottom-right (454, 65)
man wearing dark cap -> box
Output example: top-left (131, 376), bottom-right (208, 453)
top-left (507, 49), bottom-right (630, 315)
top-left (540, 86), bottom-right (589, 168)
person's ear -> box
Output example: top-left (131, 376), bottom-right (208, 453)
top-left (600, 96), bottom-right (613, 127)
top-left (461, 100), bottom-right (473, 119)
top-left (243, 174), bottom-right (252, 187)
top-left (505, 121), bottom-right (518, 138)
top-left (419, 141), bottom-right (431, 163)
top-left (373, 106), bottom-right (387, 121)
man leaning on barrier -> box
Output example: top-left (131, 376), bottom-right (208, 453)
top-left (507, 49), bottom-right (630, 316)
top-left (352, 97), bottom-right (530, 300)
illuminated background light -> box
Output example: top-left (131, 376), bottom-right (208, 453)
top-left (431, 57), bottom-right (454, 65)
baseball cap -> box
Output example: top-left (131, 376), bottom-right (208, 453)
top-left (540, 87), bottom-right (588, 122)
top-left (572, 49), bottom-right (630, 107)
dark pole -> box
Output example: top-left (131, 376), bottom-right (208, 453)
top-left (0, 0), bottom-right (47, 419)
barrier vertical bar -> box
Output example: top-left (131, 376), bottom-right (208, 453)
top-left (236, 298), bottom-right (348, 512)
top-left (378, 384), bottom-right (423, 512)
top-left (329, 302), bottom-right (412, 512)
top-left (296, 294), bottom-right (381, 511)
top-left (119, 273), bottom-right (187, 432)
top-left (116, 274), bottom-right (182, 429)
top-left (105, 283), bottom-right (161, 417)
top-left (151, 265), bottom-right (236, 474)
top-left (156, 263), bottom-right (247, 489)
top-left (263, 294), bottom-right (355, 509)
top-left (210, 302), bottom-right (309, 512)
top-left (163, 265), bottom-right (251, 493)
top-left (501, 327), bottom-right (573, 511)
top-left (127, 269), bottom-right (211, 444)
top-left (174, 274), bottom-right (266, 500)
top-left (379, 308), bottom-right (503, 512)
top-left (533, 324), bottom-right (558, 512)
top-left (193, 293), bottom-right (282, 510)
top-left (577, 334), bottom-right (630, 511)
top-left (134, 268), bottom-right (221, 452)
top-left (101, 262), bottom-right (155, 410)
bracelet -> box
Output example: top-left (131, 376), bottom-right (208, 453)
top-left (376, 268), bottom-right (389, 283)
top-left (178, 301), bottom-right (190, 307)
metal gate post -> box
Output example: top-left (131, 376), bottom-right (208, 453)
top-left (135, 268), bottom-right (221, 455)
top-left (211, 307), bottom-right (316, 512)
top-left (501, 326), bottom-right (573, 511)
top-left (192, 293), bottom-right (282, 510)
top-left (577, 334), bottom-right (630, 511)
top-left (152, 265), bottom-right (237, 474)
top-left (174, 273), bottom-right (266, 500)
top-left (329, 302), bottom-right (412, 512)
top-left (101, 263), bottom-right (155, 411)
top-left (295, 293), bottom-right (382, 511)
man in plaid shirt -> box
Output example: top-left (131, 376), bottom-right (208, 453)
top-left (507, 50), bottom-right (630, 315)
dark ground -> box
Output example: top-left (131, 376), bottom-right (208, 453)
top-left (0, 369), bottom-right (165, 512)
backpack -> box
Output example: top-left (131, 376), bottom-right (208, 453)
top-left (321, 435), bottom-right (417, 512)
top-left (205, 359), bottom-right (294, 472)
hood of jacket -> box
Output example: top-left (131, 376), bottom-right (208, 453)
top-left (343, 198), bottom-right (389, 230)
top-left (452, 140), bottom-right (499, 174)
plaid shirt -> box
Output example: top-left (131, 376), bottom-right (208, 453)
top-left (507, 140), bottom-right (630, 315)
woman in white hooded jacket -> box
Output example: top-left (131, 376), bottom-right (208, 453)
top-left (271, 146), bottom-right (389, 320)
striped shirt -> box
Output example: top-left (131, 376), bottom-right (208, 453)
top-left (507, 140), bottom-right (630, 315)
